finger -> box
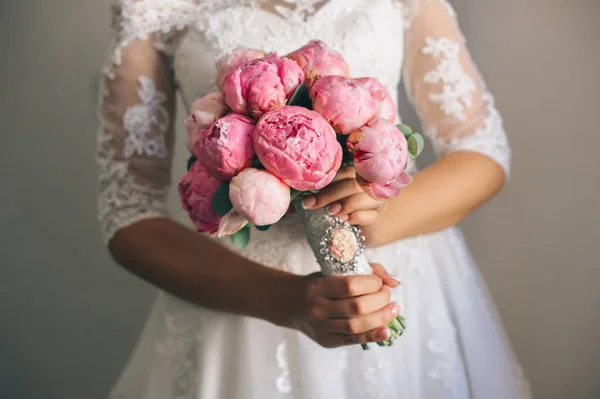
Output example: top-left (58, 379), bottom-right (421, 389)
top-left (317, 275), bottom-right (382, 299)
top-left (327, 302), bottom-right (402, 335)
top-left (326, 285), bottom-right (392, 318)
top-left (346, 210), bottom-right (380, 226)
top-left (307, 179), bottom-right (363, 210)
top-left (336, 194), bottom-right (382, 216)
top-left (332, 166), bottom-right (357, 182)
top-left (371, 263), bottom-right (400, 288)
top-left (323, 326), bottom-right (392, 347)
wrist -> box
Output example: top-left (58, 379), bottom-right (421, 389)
top-left (260, 271), bottom-right (305, 328)
top-left (360, 216), bottom-right (385, 247)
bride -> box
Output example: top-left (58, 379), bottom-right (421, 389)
top-left (97, 0), bottom-right (531, 398)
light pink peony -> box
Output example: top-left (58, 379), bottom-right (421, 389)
top-left (253, 106), bottom-right (343, 191)
top-left (217, 208), bottom-right (249, 238)
top-left (222, 56), bottom-right (304, 118)
top-left (229, 168), bottom-right (291, 226)
top-left (287, 40), bottom-right (350, 89)
top-left (215, 47), bottom-right (267, 89)
top-left (310, 76), bottom-right (377, 134)
top-left (178, 161), bottom-right (223, 235)
top-left (355, 77), bottom-right (396, 122)
top-left (347, 118), bottom-right (412, 199)
top-left (185, 92), bottom-right (229, 153)
top-left (194, 114), bottom-right (256, 180)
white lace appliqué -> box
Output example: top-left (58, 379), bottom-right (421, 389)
top-left (360, 357), bottom-right (394, 399)
top-left (430, 92), bottom-right (511, 177)
top-left (97, 127), bottom-right (170, 243)
top-left (427, 303), bottom-right (468, 398)
top-left (275, 341), bottom-right (293, 394)
top-left (422, 37), bottom-right (476, 121)
top-left (155, 295), bottom-right (202, 399)
top-left (123, 76), bottom-right (169, 158)
top-left (97, 74), bottom-right (171, 243)
top-left (269, 0), bottom-right (327, 21)
top-left (337, 349), bottom-right (349, 371)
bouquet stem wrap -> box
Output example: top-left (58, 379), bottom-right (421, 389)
top-left (293, 198), bottom-right (406, 348)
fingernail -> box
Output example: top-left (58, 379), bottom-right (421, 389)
top-left (391, 303), bottom-right (401, 316)
top-left (379, 328), bottom-right (391, 340)
top-left (302, 196), bottom-right (316, 209)
top-left (389, 273), bottom-right (401, 285)
top-left (325, 203), bottom-right (342, 215)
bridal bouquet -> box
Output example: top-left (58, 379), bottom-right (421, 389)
top-left (179, 41), bottom-right (424, 348)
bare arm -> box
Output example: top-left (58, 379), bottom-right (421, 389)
top-left (370, 152), bottom-right (505, 246)
top-left (109, 218), bottom-right (301, 326)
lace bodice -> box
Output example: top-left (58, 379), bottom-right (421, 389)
top-left (97, 0), bottom-right (511, 243)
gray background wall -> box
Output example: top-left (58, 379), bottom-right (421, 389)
top-left (1, 1), bottom-right (599, 398)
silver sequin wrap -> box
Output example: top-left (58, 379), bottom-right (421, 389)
top-left (292, 198), bottom-right (372, 277)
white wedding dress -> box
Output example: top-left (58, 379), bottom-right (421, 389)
top-left (97, 1), bottom-right (532, 398)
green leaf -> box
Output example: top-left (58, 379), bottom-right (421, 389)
top-left (396, 123), bottom-right (413, 140)
top-left (288, 82), bottom-right (312, 109)
top-left (231, 225), bottom-right (250, 249)
top-left (290, 188), bottom-right (302, 200)
top-left (255, 224), bottom-right (271, 231)
top-left (251, 157), bottom-right (265, 170)
top-left (186, 156), bottom-right (197, 171)
top-left (407, 133), bottom-right (424, 158)
top-left (210, 182), bottom-right (233, 216)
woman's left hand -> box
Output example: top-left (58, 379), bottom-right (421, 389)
top-left (301, 166), bottom-right (386, 244)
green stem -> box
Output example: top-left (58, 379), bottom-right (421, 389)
top-left (361, 343), bottom-right (370, 350)
top-left (391, 318), bottom-right (402, 333)
top-left (398, 316), bottom-right (406, 330)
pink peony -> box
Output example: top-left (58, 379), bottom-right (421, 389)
top-left (263, 54), bottom-right (306, 97)
top-left (222, 56), bottom-right (304, 118)
top-left (194, 114), bottom-right (256, 180)
top-left (287, 40), bottom-right (350, 89)
top-left (357, 173), bottom-right (413, 200)
top-left (253, 106), bottom-right (343, 191)
top-left (229, 168), bottom-right (291, 226)
top-left (178, 161), bottom-right (223, 235)
top-left (185, 92), bottom-right (229, 153)
top-left (347, 118), bottom-right (412, 199)
top-left (215, 47), bottom-right (267, 89)
top-left (310, 76), bottom-right (377, 135)
top-left (355, 77), bottom-right (396, 122)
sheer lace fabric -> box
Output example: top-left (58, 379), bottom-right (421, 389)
top-left (97, 1), bottom-right (528, 398)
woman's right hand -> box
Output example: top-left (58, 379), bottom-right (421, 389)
top-left (288, 266), bottom-right (401, 348)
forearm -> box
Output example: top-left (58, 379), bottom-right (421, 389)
top-left (371, 151), bottom-right (506, 246)
top-left (109, 217), bottom-right (301, 326)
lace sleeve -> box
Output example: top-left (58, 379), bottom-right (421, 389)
top-left (96, 1), bottom-right (179, 244)
top-left (398, 0), bottom-right (510, 176)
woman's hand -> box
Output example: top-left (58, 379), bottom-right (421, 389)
top-left (301, 166), bottom-right (386, 244)
top-left (288, 264), bottom-right (400, 348)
